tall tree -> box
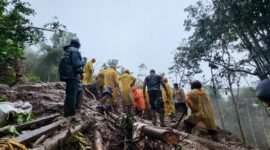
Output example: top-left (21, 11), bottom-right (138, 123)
top-left (25, 32), bottom-right (77, 82)
top-left (175, 0), bottom-right (270, 80)
top-left (0, 0), bottom-right (65, 84)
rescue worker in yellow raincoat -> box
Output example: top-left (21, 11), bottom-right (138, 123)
top-left (95, 69), bottom-right (107, 97)
top-left (118, 69), bottom-right (136, 114)
top-left (162, 77), bottom-right (175, 117)
top-left (184, 80), bottom-right (218, 141)
top-left (82, 58), bottom-right (96, 84)
top-left (104, 65), bottom-right (120, 106)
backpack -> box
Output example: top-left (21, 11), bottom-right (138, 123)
top-left (58, 50), bottom-right (75, 81)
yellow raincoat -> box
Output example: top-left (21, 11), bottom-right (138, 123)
top-left (82, 61), bottom-right (94, 84)
top-left (162, 82), bottom-right (175, 116)
top-left (119, 73), bottom-right (135, 106)
top-left (185, 89), bottom-right (217, 130)
top-left (104, 67), bottom-right (119, 105)
top-left (96, 69), bottom-right (107, 88)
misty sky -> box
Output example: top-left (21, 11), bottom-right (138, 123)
top-left (28, 0), bottom-right (198, 83)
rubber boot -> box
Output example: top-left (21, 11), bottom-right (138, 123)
top-left (151, 111), bottom-right (157, 125)
top-left (159, 113), bottom-right (166, 127)
top-left (211, 135), bottom-right (219, 142)
top-left (208, 130), bottom-right (219, 142)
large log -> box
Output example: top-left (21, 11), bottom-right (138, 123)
top-left (16, 120), bottom-right (64, 145)
top-left (138, 118), bottom-right (244, 149)
top-left (33, 123), bottom-right (86, 150)
top-left (15, 114), bottom-right (60, 131)
top-left (94, 129), bottom-right (103, 150)
top-left (133, 122), bottom-right (179, 144)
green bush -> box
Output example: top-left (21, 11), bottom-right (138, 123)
top-left (27, 74), bottom-right (41, 83)
top-left (0, 96), bottom-right (7, 102)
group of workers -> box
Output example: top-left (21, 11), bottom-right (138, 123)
top-left (59, 39), bottom-right (219, 142)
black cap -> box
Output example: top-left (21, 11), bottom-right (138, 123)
top-left (70, 39), bottom-right (81, 49)
top-left (191, 80), bottom-right (202, 89)
top-left (173, 83), bottom-right (178, 88)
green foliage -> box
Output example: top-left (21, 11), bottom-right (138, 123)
top-left (0, 96), bottom-right (7, 102)
top-left (64, 132), bottom-right (89, 150)
top-left (0, 125), bottom-right (20, 136)
top-left (0, 0), bottom-right (66, 85)
top-left (174, 0), bottom-right (270, 80)
top-left (26, 74), bottom-right (41, 83)
top-left (13, 112), bottom-right (35, 124)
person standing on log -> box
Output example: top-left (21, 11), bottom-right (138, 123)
top-left (143, 69), bottom-right (169, 127)
top-left (184, 80), bottom-right (218, 141)
top-left (59, 39), bottom-right (84, 117)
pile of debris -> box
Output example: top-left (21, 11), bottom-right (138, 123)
top-left (0, 83), bottom-right (254, 149)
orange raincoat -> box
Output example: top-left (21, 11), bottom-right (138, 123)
top-left (132, 86), bottom-right (145, 111)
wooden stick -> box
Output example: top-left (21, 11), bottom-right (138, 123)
top-left (33, 124), bottom-right (86, 150)
top-left (16, 120), bottom-right (64, 144)
top-left (15, 114), bottom-right (60, 131)
top-left (94, 129), bottom-right (103, 150)
top-left (32, 134), bottom-right (47, 147)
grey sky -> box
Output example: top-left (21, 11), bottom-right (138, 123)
top-left (28, 0), bottom-right (197, 83)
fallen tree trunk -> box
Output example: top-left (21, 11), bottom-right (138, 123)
top-left (139, 118), bottom-right (244, 150)
top-left (133, 122), bottom-right (179, 144)
top-left (33, 123), bottom-right (86, 150)
top-left (95, 129), bottom-right (103, 150)
top-left (15, 114), bottom-right (60, 131)
top-left (16, 119), bottom-right (64, 145)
